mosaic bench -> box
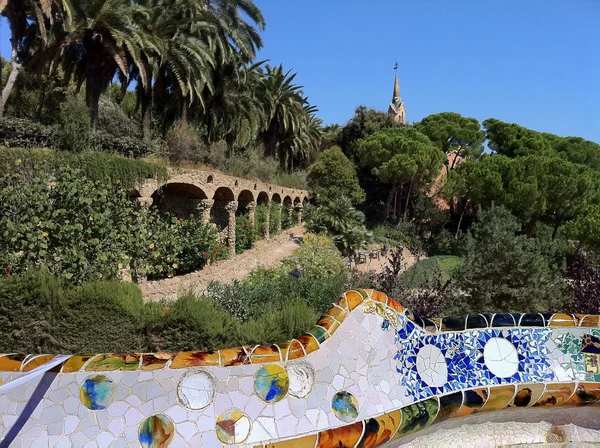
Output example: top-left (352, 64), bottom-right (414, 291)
top-left (0, 289), bottom-right (599, 447)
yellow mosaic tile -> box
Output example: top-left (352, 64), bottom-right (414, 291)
top-left (170, 351), bottom-right (220, 369)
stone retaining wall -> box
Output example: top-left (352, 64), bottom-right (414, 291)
top-left (139, 225), bottom-right (304, 302)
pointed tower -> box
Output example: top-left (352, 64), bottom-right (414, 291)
top-left (388, 64), bottom-right (406, 124)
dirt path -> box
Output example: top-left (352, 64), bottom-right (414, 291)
top-left (141, 226), bottom-right (305, 301)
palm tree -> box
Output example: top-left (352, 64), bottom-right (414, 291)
top-left (0, 0), bottom-right (72, 116)
top-left (133, 0), bottom-right (217, 140)
top-left (257, 64), bottom-right (307, 160)
top-left (34, 0), bottom-right (152, 127)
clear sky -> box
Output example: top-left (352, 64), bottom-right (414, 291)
top-left (253, 0), bottom-right (600, 142)
top-left (1, 0), bottom-right (598, 142)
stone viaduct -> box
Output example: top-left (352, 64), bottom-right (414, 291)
top-left (131, 168), bottom-right (310, 256)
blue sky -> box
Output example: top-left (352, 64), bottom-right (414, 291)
top-left (1, 0), bottom-right (599, 142)
top-left (253, 0), bottom-right (600, 142)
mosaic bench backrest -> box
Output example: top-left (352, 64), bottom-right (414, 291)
top-left (0, 289), bottom-right (599, 447)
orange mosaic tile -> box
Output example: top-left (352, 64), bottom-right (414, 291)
top-left (169, 350), bottom-right (220, 369)
top-left (563, 382), bottom-right (600, 406)
top-left (0, 354), bottom-right (27, 371)
top-left (345, 290), bottom-right (365, 311)
top-left (370, 290), bottom-right (388, 304)
top-left (549, 314), bottom-right (577, 327)
top-left (284, 339), bottom-right (306, 361)
top-left (334, 296), bottom-right (349, 312)
top-left (480, 385), bottom-right (515, 412)
top-left (85, 353), bottom-right (141, 371)
top-left (262, 434), bottom-right (318, 448)
top-left (249, 345), bottom-right (281, 364)
top-left (219, 346), bottom-right (251, 366)
top-left (317, 315), bottom-right (341, 335)
top-left (21, 355), bottom-right (55, 372)
top-left (509, 384), bottom-right (546, 408)
top-left (455, 388), bottom-right (488, 417)
top-left (141, 353), bottom-right (173, 370)
top-left (434, 391), bottom-right (463, 423)
top-left (61, 355), bottom-right (95, 373)
top-left (296, 334), bottom-right (320, 355)
top-left (386, 297), bottom-right (406, 313)
top-left (325, 305), bottom-right (348, 323)
top-left (580, 315), bottom-right (600, 327)
top-left (358, 410), bottom-right (402, 448)
top-left (316, 421), bottom-right (364, 448)
top-left (533, 382), bottom-right (576, 407)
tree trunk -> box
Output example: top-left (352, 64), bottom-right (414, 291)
top-left (552, 214), bottom-right (562, 240)
top-left (141, 82), bottom-right (152, 141)
top-left (86, 59), bottom-right (101, 128)
top-left (524, 214), bottom-right (538, 237)
top-left (384, 182), bottom-right (397, 220)
top-left (403, 180), bottom-right (413, 221)
top-left (455, 196), bottom-right (468, 239)
top-left (180, 96), bottom-right (189, 121)
top-left (0, 36), bottom-right (22, 118)
top-left (449, 145), bottom-right (462, 171)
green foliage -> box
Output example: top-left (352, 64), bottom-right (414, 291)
top-left (307, 146), bottom-right (365, 205)
top-left (0, 148), bottom-right (167, 189)
top-left (282, 233), bottom-right (345, 276)
top-left (452, 206), bottom-right (568, 314)
top-left (91, 133), bottom-right (154, 159)
top-left (400, 256), bottom-right (462, 288)
top-left (0, 117), bottom-right (52, 147)
top-left (270, 203), bottom-right (281, 236)
top-left (254, 203), bottom-right (268, 237)
top-left (96, 97), bottom-right (140, 138)
top-left (165, 120), bottom-right (204, 164)
top-left (53, 95), bottom-right (92, 152)
top-left (0, 163), bottom-right (222, 283)
top-left (339, 106), bottom-right (401, 158)
top-left (305, 196), bottom-right (372, 257)
top-left (565, 205), bottom-right (600, 252)
top-left (415, 112), bottom-right (485, 159)
top-left (274, 171), bottom-right (308, 189)
top-left (235, 214), bottom-right (257, 254)
top-left (281, 207), bottom-right (294, 230)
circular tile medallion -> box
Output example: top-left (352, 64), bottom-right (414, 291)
top-left (139, 414), bottom-right (175, 447)
top-left (483, 337), bottom-right (519, 378)
top-left (415, 344), bottom-right (448, 387)
top-left (287, 361), bottom-right (314, 398)
top-left (177, 370), bottom-right (216, 410)
top-left (79, 374), bottom-right (115, 410)
top-left (254, 364), bottom-right (289, 403)
top-left (331, 391), bottom-right (359, 422)
top-left (215, 409), bottom-right (251, 444)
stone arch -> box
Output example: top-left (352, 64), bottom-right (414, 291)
top-left (293, 197), bottom-right (302, 206)
top-left (213, 187), bottom-right (235, 201)
top-left (237, 190), bottom-right (255, 215)
top-left (271, 193), bottom-right (282, 204)
top-left (257, 191), bottom-right (269, 205)
top-left (283, 196), bottom-right (292, 207)
top-left (151, 182), bottom-right (208, 217)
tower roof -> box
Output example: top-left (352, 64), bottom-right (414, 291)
top-left (392, 72), bottom-right (400, 103)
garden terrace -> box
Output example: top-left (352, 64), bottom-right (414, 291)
top-left (0, 289), bottom-right (598, 446)
top-left (134, 168), bottom-right (309, 256)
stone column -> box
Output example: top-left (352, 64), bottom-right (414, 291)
top-left (264, 202), bottom-right (271, 240)
top-left (194, 199), bottom-right (214, 224)
top-left (295, 205), bottom-right (303, 224)
top-left (246, 201), bottom-right (256, 227)
top-left (133, 196), bottom-right (153, 209)
top-left (276, 203), bottom-right (283, 234)
top-left (287, 205), bottom-right (294, 226)
top-left (225, 201), bottom-right (238, 257)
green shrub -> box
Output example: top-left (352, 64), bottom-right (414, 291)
top-left (97, 97), bottom-right (140, 138)
top-left (146, 295), bottom-right (238, 352)
top-left (53, 95), bottom-right (92, 152)
top-left (165, 120), bottom-right (205, 163)
top-left (274, 171), bottom-right (308, 189)
top-left (281, 206), bottom-right (294, 230)
top-left (452, 206), bottom-right (568, 313)
top-left (254, 203), bottom-right (268, 237)
top-left (400, 256), bottom-right (462, 288)
top-left (91, 132), bottom-right (154, 159)
top-left (235, 213), bottom-right (257, 254)
top-left (0, 148), bottom-right (167, 188)
top-left (282, 233), bottom-right (344, 276)
top-left (0, 117), bottom-right (52, 148)
top-left (270, 204), bottom-right (281, 236)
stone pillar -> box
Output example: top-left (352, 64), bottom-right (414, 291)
top-left (225, 201), bottom-right (238, 256)
top-left (276, 203), bottom-right (283, 234)
top-left (295, 205), bottom-right (303, 224)
top-left (246, 201), bottom-right (256, 227)
top-left (194, 199), bottom-right (214, 224)
top-left (264, 202), bottom-right (271, 240)
top-left (287, 205), bottom-right (294, 226)
top-left (133, 196), bottom-right (153, 209)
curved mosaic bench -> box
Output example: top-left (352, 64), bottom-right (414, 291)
top-left (0, 289), bottom-right (599, 447)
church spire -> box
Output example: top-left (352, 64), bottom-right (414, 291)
top-left (388, 62), bottom-right (406, 124)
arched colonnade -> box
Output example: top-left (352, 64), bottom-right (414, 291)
top-left (131, 170), bottom-right (309, 256)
